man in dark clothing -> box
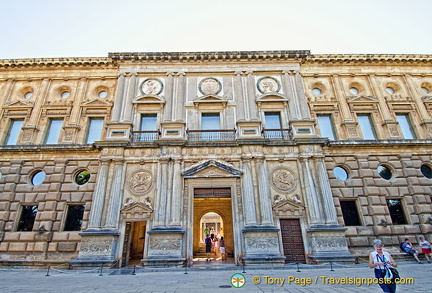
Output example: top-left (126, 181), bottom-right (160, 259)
top-left (205, 235), bottom-right (212, 261)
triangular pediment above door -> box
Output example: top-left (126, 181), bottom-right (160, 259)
top-left (182, 160), bottom-right (242, 178)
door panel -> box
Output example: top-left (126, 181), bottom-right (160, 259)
top-left (280, 219), bottom-right (306, 263)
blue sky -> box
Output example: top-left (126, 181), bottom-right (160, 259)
top-left (0, 0), bottom-right (431, 59)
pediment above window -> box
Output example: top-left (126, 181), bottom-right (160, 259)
top-left (346, 95), bottom-right (378, 102)
top-left (193, 95), bottom-right (228, 106)
top-left (133, 95), bottom-right (165, 105)
top-left (182, 160), bottom-right (242, 178)
top-left (81, 99), bottom-right (113, 107)
top-left (4, 100), bottom-right (34, 108)
top-left (256, 93), bottom-right (289, 104)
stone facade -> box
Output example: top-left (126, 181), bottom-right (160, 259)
top-left (0, 51), bottom-right (431, 267)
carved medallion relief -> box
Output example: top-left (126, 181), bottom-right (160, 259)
top-left (271, 169), bottom-right (296, 193)
top-left (127, 170), bottom-right (153, 195)
top-left (198, 77), bottom-right (222, 95)
top-left (140, 78), bottom-right (163, 95)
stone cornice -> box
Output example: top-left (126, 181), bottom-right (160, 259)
top-left (0, 57), bottom-right (113, 68)
top-left (109, 50), bottom-right (311, 62)
top-left (307, 54), bottom-right (432, 64)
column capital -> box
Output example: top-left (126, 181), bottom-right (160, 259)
top-left (176, 72), bottom-right (186, 76)
top-left (234, 71), bottom-right (243, 76)
top-left (166, 71), bottom-right (175, 77)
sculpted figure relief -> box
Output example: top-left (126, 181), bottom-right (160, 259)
top-left (128, 171), bottom-right (152, 194)
top-left (140, 78), bottom-right (163, 95)
top-left (199, 78), bottom-right (222, 95)
top-left (272, 169), bottom-right (295, 192)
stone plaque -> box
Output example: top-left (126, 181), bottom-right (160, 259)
top-left (257, 76), bottom-right (281, 94)
top-left (272, 169), bottom-right (296, 193)
top-left (140, 78), bottom-right (163, 95)
top-left (127, 170), bottom-right (152, 195)
top-left (244, 233), bottom-right (279, 254)
top-left (148, 234), bottom-right (182, 256)
top-left (198, 77), bottom-right (222, 95)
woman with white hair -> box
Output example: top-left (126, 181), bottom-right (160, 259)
top-left (369, 239), bottom-right (397, 293)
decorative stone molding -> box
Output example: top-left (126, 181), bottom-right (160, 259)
top-left (182, 160), bottom-right (243, 178)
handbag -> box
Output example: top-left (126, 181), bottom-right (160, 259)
top-left (377, 254), bottom-right (400, 282)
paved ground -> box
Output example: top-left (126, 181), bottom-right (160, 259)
top-left (0, 260), bottom-right (431, 292)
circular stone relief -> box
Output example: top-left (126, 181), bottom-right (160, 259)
top-left (257, 76), bottom-right (281, 94)
top-left (140, 78), bottom-right (163, 95)
top-left (272, 169), bottom-right (296, 192)
top-left (198, 77), bottom-right (222, 95)
top-left (127, 170), bottom-right (153, 194)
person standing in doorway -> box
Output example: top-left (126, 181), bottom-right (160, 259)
top-left (203, 226), bottom-right (210, 241)
top-left (220, 236), bottom-right (226, 260)
top-left (205, 235), bottom-right (212, 261)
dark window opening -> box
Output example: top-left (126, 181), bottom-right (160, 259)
top-left (386, 199), bottom-right (407, 225)
top-left (340, 201), bottom-right (361, 226)
top-left (64, 205), bottom-right (85, 231)
top-left (17, 205), bottom-right (38, 231)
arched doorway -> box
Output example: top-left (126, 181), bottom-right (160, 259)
top-left (200, 212), bottom-right (224, 242)
top-left (192, 188), bottom-right (234, 263)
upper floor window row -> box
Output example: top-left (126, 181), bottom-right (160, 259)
top-left (3, 118), bottom-right (105, 145)
top-left (316, 113), bottom-right (417, 140)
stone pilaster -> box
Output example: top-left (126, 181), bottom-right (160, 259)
top-left (154, 158), bottom-right (169, 227)
top-left (174, 72), bottom-right (186, 121)
top-left (104, 159), bottom-right (125, 229)
top-left (169, 159), bottom-right (182, 227)
top-left (111, 73), bottom-right (126, 123)
top-left (121, 73), bottom-right (137, 123)
top-left (234, 71), bottom-right (247, 121)
top-left (256, 157), bottom-right (274, 226)
top-left (315, 157), bottom-right (338, 225)
top-left (163, 72), bottom-right (175, 122)
top-left (246, 71), bottom-right (259, 120)
top-left (282, 70), bottom-right (301, 119)
top-left (88, 159), bottom-right (111, 229)
top-left (300, 156), bottom-right (323, 225)
top-left (241, 157), bottom-right (258, 226)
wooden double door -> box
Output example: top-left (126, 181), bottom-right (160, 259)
top-left (280, 219), bottom-right (306, 263)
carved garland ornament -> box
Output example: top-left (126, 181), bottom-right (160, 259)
top-left (272, 169), bottom-right (296, 193)
top-left (127, 170), bottom-right (153, 195)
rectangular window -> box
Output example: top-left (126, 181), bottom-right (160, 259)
top-left (264, 112), bottom-right (283, 139)
top-left (5, 119), bottom-right (24, 145)
top-left (86, 118), bottom-right (104, 143)
top-left (140, 114), bottom-right (157, 131)
top-left (317, 115), bottom-right (336, 140)
top-left (340, 201), bottom-right (361, 226)
top-left (264, 112), bottom-right (282, 129)
top-left (64, 205), bottom-right (85, 231)
top-left (357, 114), bottom-right (377, 139)
top-left (202, 113), bottom-right (220, 140)
top-left (201, 113), bottom-right (220, 130)
top-left (17, 205), bottom-right (38, 231)
top-left (396, 114), bottom-right (415, 139)
top-left (386, 199), bottom-right (408, 225)
top-left (139, 114), bottom-right (158, 141)
top-left (44, 119), bottom-right (63, 144)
